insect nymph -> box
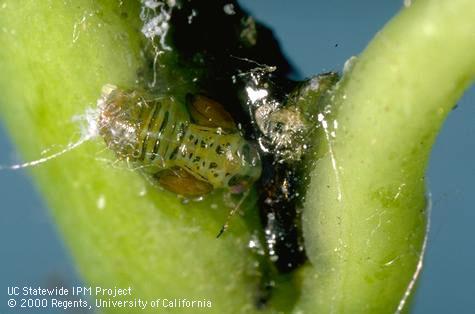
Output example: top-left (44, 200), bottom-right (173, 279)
top-left (97, 85), bottom-right (261, 231)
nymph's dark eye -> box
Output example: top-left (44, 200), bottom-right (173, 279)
top-left (228, 174), bottom-right (241, 187)
top-left (240, 143), bottom-right (253, 163)
top-left (228, 174), bottom-right (251, 187)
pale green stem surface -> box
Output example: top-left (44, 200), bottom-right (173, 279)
top-left (296, 0), bottom-right (475, 313)
top-left (0, 1), bottom-right (270, 313)
top-left (0, 0), bottom-right (474, 314)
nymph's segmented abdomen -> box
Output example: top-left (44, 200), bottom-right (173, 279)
top-left (136, 98), bottom-right (189, 172)
top-left (136, 101), bottom-right (261, 189)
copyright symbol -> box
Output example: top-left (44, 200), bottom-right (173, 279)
top-left (8, 299), bottom-right (16, 307)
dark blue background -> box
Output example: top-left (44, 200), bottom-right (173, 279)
top-left (1, 1), bottom-right (474, 313)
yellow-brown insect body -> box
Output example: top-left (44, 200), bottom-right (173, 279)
top-left (177, 124), bottom-right (260, 189)
top-left (98, 85), bottom-right (261, 195)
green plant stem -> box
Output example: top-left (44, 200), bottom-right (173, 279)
top-left (0, 0), bottom-right (474, 314)
top-left (0, 1), bottom-right (268, 313)
top-left (296, 0), bottom-right (475, 313)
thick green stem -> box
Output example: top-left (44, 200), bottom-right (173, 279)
top-left (0, 0), bottom-right (474, 313)
top-left (297, 0), bottom-right (475, 313)
top-left (0, 1), bottom-right (267, 313)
